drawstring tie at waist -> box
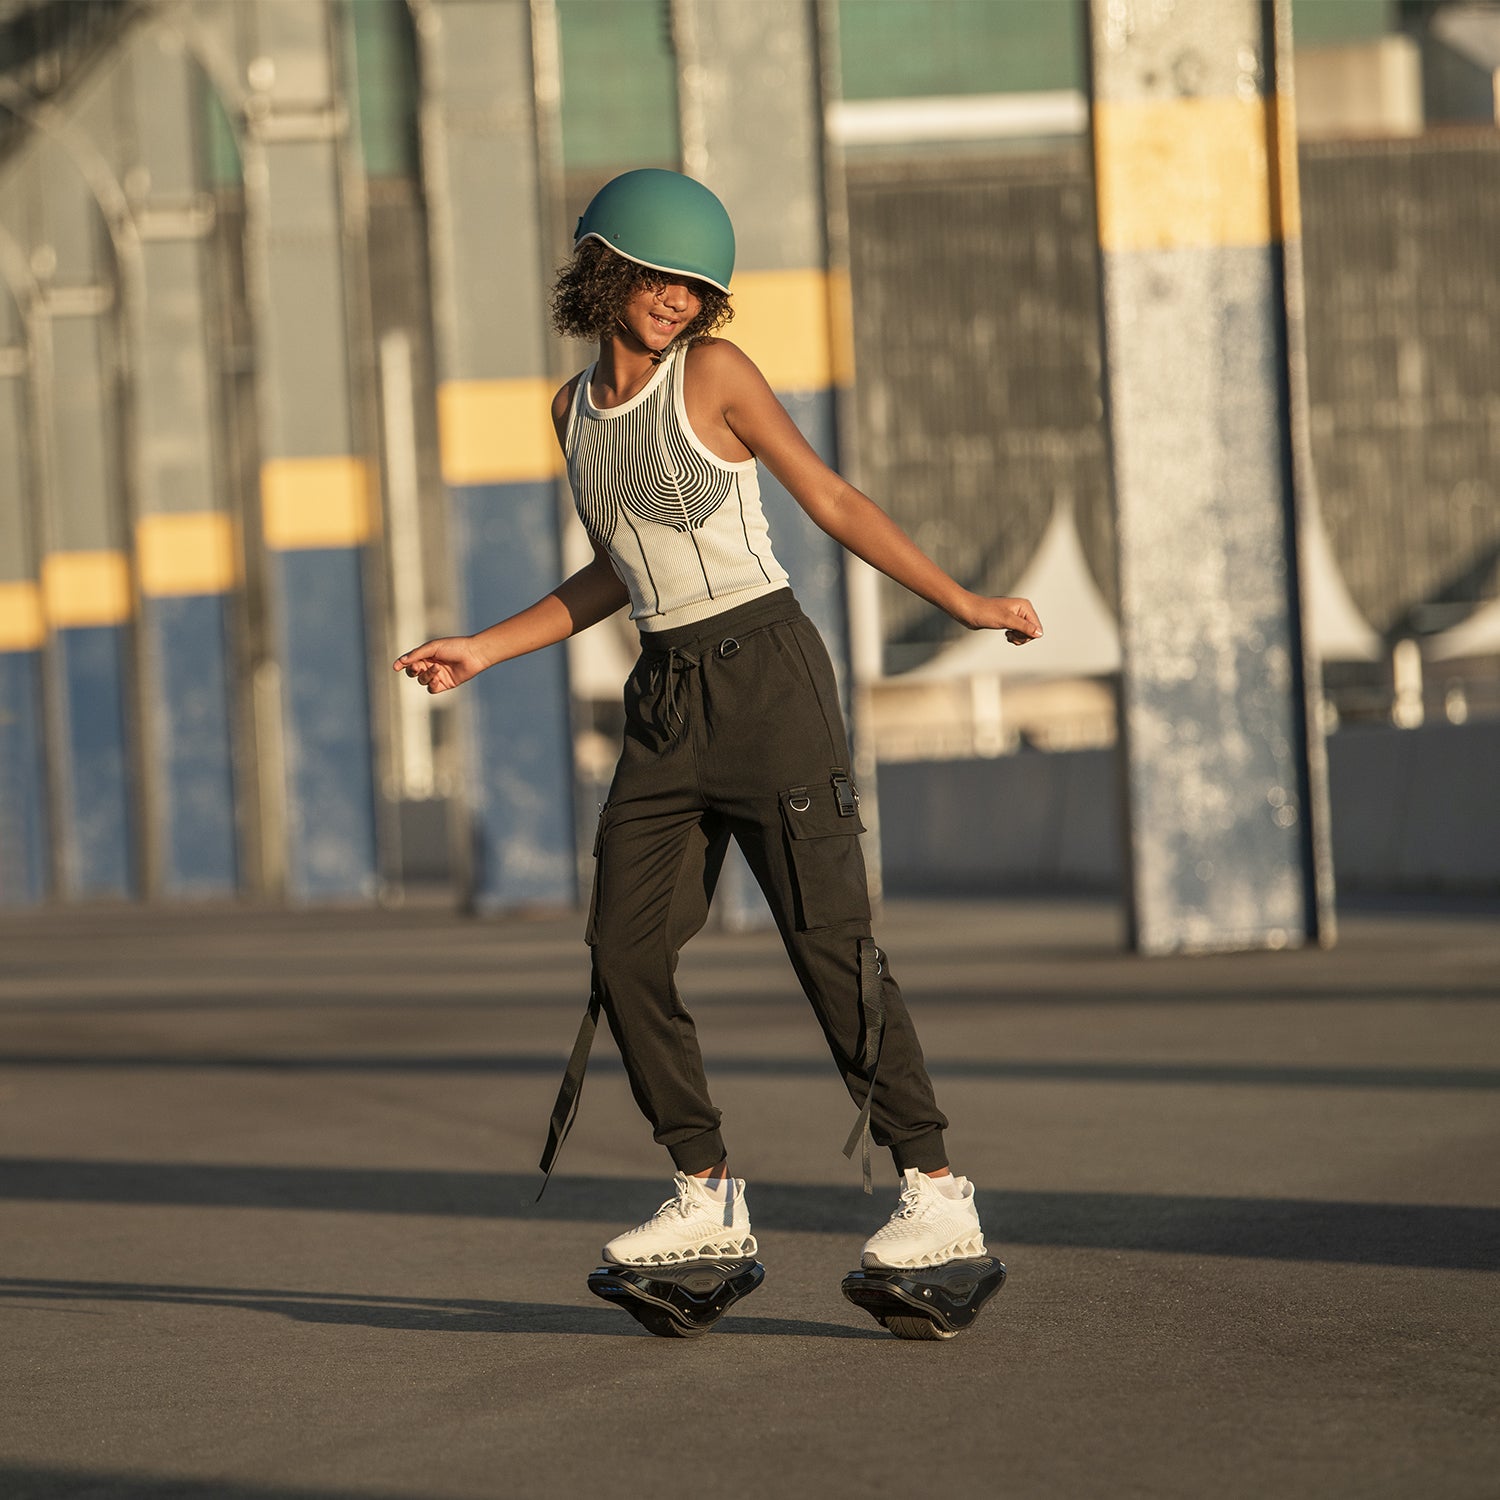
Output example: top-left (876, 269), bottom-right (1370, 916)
top-left (649, 645), bottom-right (699, 739)
top-left (643, 635), bottom-right (741, 741)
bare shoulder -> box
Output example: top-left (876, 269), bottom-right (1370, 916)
top-left (687, 337), bottom-right (756, 371)
top-left (552, 372), bottom-right (583, 423)
top-left (685, 337), bottom-right (771, 397)
top-left (551, 371), bottom-right (584, 446)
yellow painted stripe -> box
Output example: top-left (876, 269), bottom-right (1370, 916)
top-left (438, 378), bottom-right (563, 486)
top-left (730, 268), bottom-right (850, 392)
top-left (137, 511), bottom-right (239, 597)
top-left (261, 457), bottom-right (375, 550)
top-left (0, 579), bottom-right (45, 650)
top-left (434, 274), bottom-right (851, 481)
top-left (826, 266), bottom-right (856, 388)
top-left (42, 550), bottom-right (133, 628)
top-left (1093, 95), bottom-right (1299, 253)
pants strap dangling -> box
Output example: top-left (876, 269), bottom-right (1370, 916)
top-left (536, 974), bottom-right (603, 1201)
top-left (841, 938), bottom-right (886, 1194)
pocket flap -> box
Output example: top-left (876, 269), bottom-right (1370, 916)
top-left (779, 781), bottom-right (866, 839)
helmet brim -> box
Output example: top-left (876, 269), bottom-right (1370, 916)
top-left (574, 231), bottom-right (732, 297)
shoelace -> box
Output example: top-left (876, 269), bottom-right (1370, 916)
top-left (659, 1180), bottom-right (697, 1221)
top-left (625, 1178), bottom-right (701, 1235)
top-left (882, 1183), bottom-right (928, 1226)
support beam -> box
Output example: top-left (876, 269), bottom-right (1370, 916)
top-left (238, 0), bottom-right (380, 902)
top-left (124, 21), bottom-right (240, 898)
top-left (1088, 0), bottom-right (1334, 953)
top-left (672, 0), bottom-right (854, 925)
top-left (673, 0), bottom-right (850, 671)
top-left (0, 119), bottom-right (136, 899)
top-left (0, 230), bottom-right (49, 906)
top-left (414, 0), bottom-right (575, 912)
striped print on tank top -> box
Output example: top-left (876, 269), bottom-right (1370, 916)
top-left (565, 342), bottom-right (788, 629)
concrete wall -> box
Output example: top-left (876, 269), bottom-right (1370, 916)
top-left (878, 720), bottom-right (1500, 895)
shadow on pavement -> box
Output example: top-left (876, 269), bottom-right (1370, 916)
top-left (0, 1277), bottom-right (869, 1340)
top-left (2, 1052), bottom-right (1498, 1090)
top-left (1, 1159), bottom-right (1494, 1270)
top-left (6, 979), bottom-right (1499, 1017)
top-left (0, 1466), bottom-right (421, 1500)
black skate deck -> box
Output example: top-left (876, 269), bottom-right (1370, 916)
top-left (841, 1256), bottom-right (1006, 1340)
top-left (587, 1257), bottom-right (765, 1338)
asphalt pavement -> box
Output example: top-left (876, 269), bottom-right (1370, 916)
top-left (1, 893), bottom-right (1496, 1499)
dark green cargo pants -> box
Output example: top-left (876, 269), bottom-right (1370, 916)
top-left (542, 588), bottom-right (949, 1183)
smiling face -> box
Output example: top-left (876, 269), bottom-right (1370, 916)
top-left (550, 239), bottom-right (734, 348)
top-left (618, 277), bottom-right (704, 355)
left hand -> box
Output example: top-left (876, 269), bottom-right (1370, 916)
top-left (957, 594), bottom-right (1043, 644)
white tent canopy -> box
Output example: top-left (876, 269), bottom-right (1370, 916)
top-left (902, 493), bottom-right (1382, 683)
top-left (1300, 506), bottom-right (1383, 663)
top-left (1428, 597), bottom-right (1500, 661)
top-left (905, 495), bottom-right (1120, 681)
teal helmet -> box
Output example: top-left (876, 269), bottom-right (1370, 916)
top-left (574, 169), bottom-right (735, 295)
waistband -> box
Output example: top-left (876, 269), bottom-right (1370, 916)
top-left (637, 587), bottom-right (802, 655)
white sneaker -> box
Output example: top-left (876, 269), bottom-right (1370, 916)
top-left (601, 1173), bottom-right (757, 1266)
top-left (861, 1168), bottom-right (987, 1269)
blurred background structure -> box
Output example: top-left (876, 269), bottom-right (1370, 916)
top-left (0, 0), bottom-right (1496, 936)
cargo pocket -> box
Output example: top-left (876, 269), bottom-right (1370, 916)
top-left (779, 777), bottom-right (871, 930)
top-left (584, 803), bottom-right (611, 945)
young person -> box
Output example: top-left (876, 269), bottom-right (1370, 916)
top-left (395, 169), bottom-right (1041, 1276)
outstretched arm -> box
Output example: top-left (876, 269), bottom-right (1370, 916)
top-left (700, 341), bottom-right (1042, 643)
top-left (393, 545), bottom-right (628, 695)
top-left (396, 372), bottom-right (627, 694)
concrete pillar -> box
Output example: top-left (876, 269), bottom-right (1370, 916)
top-left (122, 23), bottom-right (240, 898)
top-left (0, 228), bottom-right (49, 905)
top-left (237, 0), bottom-right (381, 902)
top-left (347, 0), bottom-right (453, 888)
top-left (1088, 0), bottom-right (1335, 953)
top-left (413, 0), bottom-right (576, 912)
top-left (672, 0), bottom-right (851, 671)
top-left (0, 117), bottom-right (136, 899)
top-left (672, 0), bottom-right (855, 925)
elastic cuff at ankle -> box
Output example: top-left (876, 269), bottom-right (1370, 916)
top-left (891, 1130), bottom-right (948, 1176)
top-left (668, 1130), bottom-right (728, 1176)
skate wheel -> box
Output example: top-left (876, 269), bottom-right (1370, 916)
top-left (886, 1314), bottom-right (959, 1341)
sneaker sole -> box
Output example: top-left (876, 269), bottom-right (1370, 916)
top-left (603, 1233), bottom-right (759, 1268)
top-left (861, 1231), bottom-right (986, 1270)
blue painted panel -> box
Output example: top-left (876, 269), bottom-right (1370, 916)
top-left (276, 549), bottom-right (379, 901)
top-left (453, 479), bottom-right (575, 911)
top-left (56, 624), bottom-right (134, 897)
top-left (0, 650), bottom-right (51, 905)
top-left (148, 595), bottom-right (239, 895)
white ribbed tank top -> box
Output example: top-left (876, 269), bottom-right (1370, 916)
top-left (564, 342), bottom-right (789, 632)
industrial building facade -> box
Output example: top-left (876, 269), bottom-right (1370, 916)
top-left (0, 0), bottom-right (1495, 921)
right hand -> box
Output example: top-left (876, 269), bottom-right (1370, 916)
top-left (393, 636), bottom-right (488, 695)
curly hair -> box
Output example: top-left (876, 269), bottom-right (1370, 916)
top-left (550, 238), bottom-right (733, 347)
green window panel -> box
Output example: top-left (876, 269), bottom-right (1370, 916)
top-left (558, 0), bottom-right (678, 171)
top-left (838, 0), bottom-right (1083, 101)
top-left (350, 0), bottom-right (420, 181)
top-left (1293, 0), bottom-right (1397, 47)
top-left (198, 71), bottom-right (242, 190)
